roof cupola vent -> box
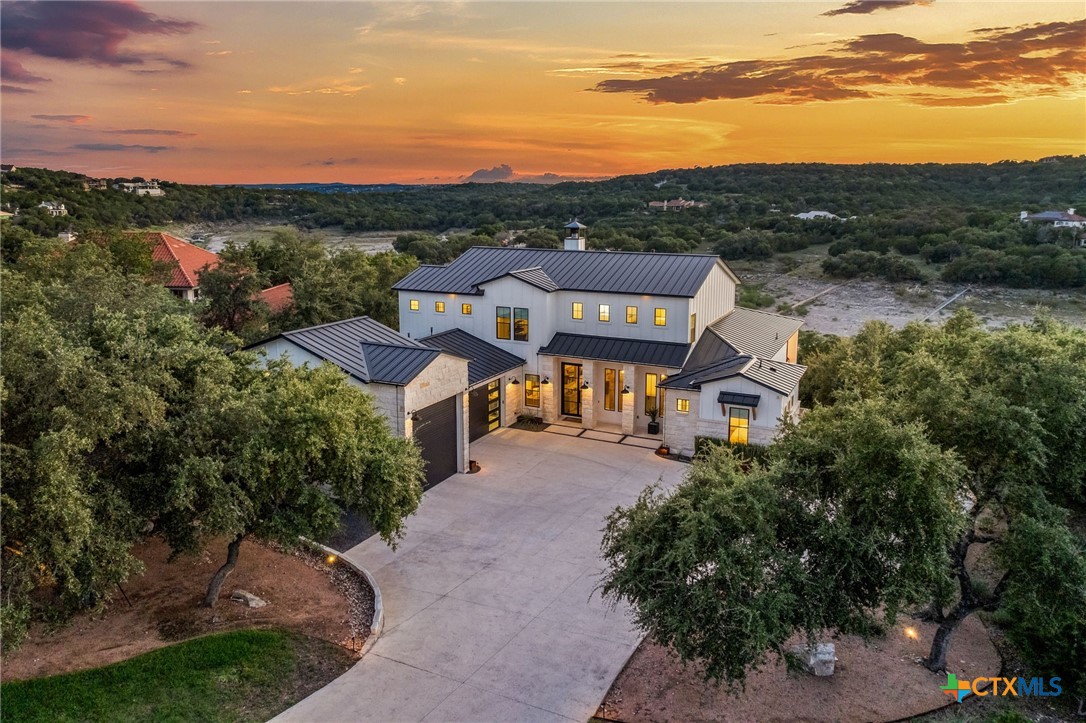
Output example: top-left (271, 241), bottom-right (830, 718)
top-left (563, 219), bottom-right (587, 251)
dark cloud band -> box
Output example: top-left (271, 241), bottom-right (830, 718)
top-left (591, 19), bottom-right (1086, 106)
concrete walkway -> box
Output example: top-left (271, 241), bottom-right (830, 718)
top-left (276, 428), bottom-right (687, 722)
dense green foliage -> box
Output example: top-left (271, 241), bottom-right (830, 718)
top-left (196, 229), bottom-right (419, 342)
top-left (1, 234), bottom-right (424, 644)
top-left (1, 630), bottom-right (349, 722)
top-left (602, 312), bottom-right (1086, 692)
top-left (4, 158), bottom-right (1084, 288)
top-left (602, 402), bottom-right (964, 684)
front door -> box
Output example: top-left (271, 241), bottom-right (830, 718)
top-left (561, 362), bottom-right (582, 417)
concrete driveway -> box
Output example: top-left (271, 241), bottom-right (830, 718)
top-left (276, 427), bottom-right (686, 722)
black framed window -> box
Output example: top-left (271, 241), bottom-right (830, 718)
top-left (525, 374), bottom-right (540, 407)
top-left (514, 307), bottom-right (529, 341)
top-left (496, 306), bottom-right (511, 340)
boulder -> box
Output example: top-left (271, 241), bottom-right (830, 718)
top-left (789, 642), bottom-right (836, 676)
top-left (230, 589), bottom-right (268, 609)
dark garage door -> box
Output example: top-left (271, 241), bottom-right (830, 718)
top-left (469, 380), bottom-right (501, 442)
top-left (414, 396), bottom-right (459, 490)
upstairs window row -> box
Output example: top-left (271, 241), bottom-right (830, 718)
top-left (409, 299), bottom-right (684, 336)
top-left (572, 302), bottom-right (667, 326)
top-left (409, 299), bottom-right (472, 315)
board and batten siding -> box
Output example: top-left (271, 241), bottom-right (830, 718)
top-left (688, 262), bottom-right (737, 341)
top-left (397, 277), bottom-right (694, 369)
top-left (399, 277), bottom-right (555, 371)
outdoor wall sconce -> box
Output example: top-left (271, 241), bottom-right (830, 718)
top-left (409, 410), bottom-right (420, 422)
top-left (541, 377), bottom-right (550, 384)
top-left (621, 385), bottom-right (630, 394)
top-left (509, 376), bottom-right (520, 385)
top-left (581, 381), bottom-right (590, 389)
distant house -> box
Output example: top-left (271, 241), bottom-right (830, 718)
top-left (257, 282), bottom-right (294, 315)
top-left (132, 231), bottom-right (220, 301)
top-left (648, 198), bottom-right (709, 212)
top-left (116, 180), bottom-right (165, 197)
top-left (1020, 208), bottom-right (1086, 228)
top-left (83, 178), bottom-right (110, 191)
top-left (792, 211), bottom-right (841, 221)
top-left (57, 230), bottom-right (78, 243)
top-left (38, 201), bottom-right (68, 217)
top-left (0, 164), bottom-right (15, 174)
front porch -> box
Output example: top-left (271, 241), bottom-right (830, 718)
top-left (537, 354), bottom-right (676, 438)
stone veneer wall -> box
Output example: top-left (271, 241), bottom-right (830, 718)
top-left (663, 389), bottom-right (778, 453)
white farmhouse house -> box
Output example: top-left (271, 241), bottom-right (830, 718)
top-left (252, 222), bottom-right (806, 488)
top-left (395, 221), bottom-right (805, 455)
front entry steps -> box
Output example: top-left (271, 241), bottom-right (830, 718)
top-left (542, 424), bottom-right (663, 449)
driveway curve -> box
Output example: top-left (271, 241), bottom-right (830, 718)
top-left (275, 427), bottom-right (686, 722)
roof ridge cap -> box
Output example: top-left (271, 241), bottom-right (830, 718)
top-left (467, 245), bottom-right (720, 259)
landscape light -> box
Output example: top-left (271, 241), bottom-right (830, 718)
top-left (325, 554), bottom-right (337, 565)
top-left (904, 626), bottom-right (919, 640)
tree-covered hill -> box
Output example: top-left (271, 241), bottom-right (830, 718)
top-left (3, 157), bottom-right (1084, 288)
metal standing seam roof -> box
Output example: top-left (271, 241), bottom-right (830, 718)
top-left (392, 246), bottom-right (731, 298)
top-left (421, 328), bottom-right (526, 387)
top-left (505, 267), bottom-right (560, 292)
top-left (707, 307), bottom-right (803, 359)
top-left (741, 358), bottom-right (807, 396)
top-left (660, 354), bottom-right (807, 396)
top-left (659, 355), bottom-right (753, 390)
top-left (538, 332), bottom-right (689, 369)
top-left (276, 316), bottom-right (442, 385)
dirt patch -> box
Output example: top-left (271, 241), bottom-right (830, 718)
top-left (1, 538), bottom-right (374, 682)
top-left (597, 615), bottom-right (1000, 723)
top-left (732, 254), bottom-right (1086, 337)
top-left (168, 221), bottom-right (403, 254)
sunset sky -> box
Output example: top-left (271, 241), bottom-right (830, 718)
top-left (2, 1), bottom-right (1083, 184)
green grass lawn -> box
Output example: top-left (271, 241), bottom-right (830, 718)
top-left (2, 629), bottom-right (353, 723)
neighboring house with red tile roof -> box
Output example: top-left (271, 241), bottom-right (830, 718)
top-left (257, 282), bottom-right (294, 315)
top-left (132, 231), bottom-right (220, 301)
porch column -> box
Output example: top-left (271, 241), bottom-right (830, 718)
top-left (458, 391), bottom-right (469, 472)
top-left (503, 376), bottom-right (521, 427)
top-left (581, 363), bottom-right (595, 429)
top-left (621, 363), bottom-right (636, 435)
top-left (539, 356), bottom-right (557, 423)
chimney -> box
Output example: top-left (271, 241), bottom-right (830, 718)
top-left (563, 219), bottom-right (587, 251)
top-left (1069, 208), bottom-right (1076, 216)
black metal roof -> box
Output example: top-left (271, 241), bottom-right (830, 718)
top-left (660, 353), bottom-right (806, 395)
top-left (275, 316), bottom-right (442, 385)
top-left (421, 328), bottom-right (526, 387)
top-left (393, 246), bottom-right (729, 298)
top-left (537, 332), bottom-right (689, 368)
top-left (659, 355), bottom-right (753, 390)
top-left (718, 391), bottom-right (761, 407)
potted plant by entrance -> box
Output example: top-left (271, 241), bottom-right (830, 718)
top-left (646, 405), bottom-right (660, 435)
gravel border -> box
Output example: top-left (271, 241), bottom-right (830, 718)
top-left (296, 539), bottom-right (384, 658)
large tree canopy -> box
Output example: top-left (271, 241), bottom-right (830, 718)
top-left (602, 311), bottom-right (1086, 695)
top-left (601, 400), bottom-right (963, 684)
top-left (1, 237), bottom-right (424, 645)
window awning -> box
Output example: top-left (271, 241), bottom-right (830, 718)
top-left (717, 391), bottom-right (760, 407)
